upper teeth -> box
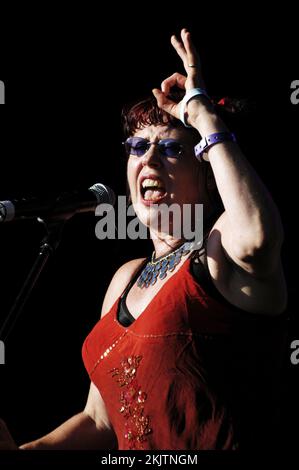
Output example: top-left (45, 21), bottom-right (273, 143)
top-left (142, 179), bottom-right (163, 188)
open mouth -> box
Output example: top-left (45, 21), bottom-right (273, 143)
top-left (140, 177), bottom-right (167, 203)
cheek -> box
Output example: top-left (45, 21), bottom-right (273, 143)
top-left (127, 160), bottom-right (139, 195)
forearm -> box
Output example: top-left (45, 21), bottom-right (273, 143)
top-left (192, 100), bottom-right (283, 256)
top-left (19, 411), bottom-right (116, 450)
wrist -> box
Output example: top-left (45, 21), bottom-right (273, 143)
top-left (192, 108), bottom-right (228, 136)
top-left (194, 131), bottom-right (237, 162)
top-left (187, 96), bottom-right (215, 127)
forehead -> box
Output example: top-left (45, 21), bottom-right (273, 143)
top-left (133, 124), bottom-right (190, 141)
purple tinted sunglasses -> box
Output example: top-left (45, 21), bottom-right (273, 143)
top-left (123, 137), bottom-right (184, 158)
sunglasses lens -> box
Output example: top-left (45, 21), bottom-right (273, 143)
top-left (125, 137), bottom-right (149, 156)
top-left (160, 140), bottom-right (183, 157)
top-left (124, 138), bottom-right (183, 158)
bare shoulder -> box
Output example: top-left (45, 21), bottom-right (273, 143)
top-left (101, 258), bottom-right (146, 317)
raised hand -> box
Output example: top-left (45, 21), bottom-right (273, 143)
top-left (152, 28), bottom-right (208, 126)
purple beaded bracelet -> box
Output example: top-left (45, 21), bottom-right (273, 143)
top-left (194, 132), bottom-right (236, 162)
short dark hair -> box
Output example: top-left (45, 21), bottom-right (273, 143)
top-left (121, 95), bottom-right (192, 138)
top-left (121, 94), bottom-right (251, 138)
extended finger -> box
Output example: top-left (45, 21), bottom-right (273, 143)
top-left (170, 34), bottom-right (188, 68)
top-left (181, 29), bottom-right (201, 74)
top-left (161, 73), bottom-right (187, 95)
top-left (181, 29), bottom-right (206, 89)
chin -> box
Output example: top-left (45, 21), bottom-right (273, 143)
top-left (132, 203), bottom-right (160, 231)
top-left (133, 205), bottom-right (152, 228)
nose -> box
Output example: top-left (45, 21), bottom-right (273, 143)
top-left (141, 143), bottom-right (162, 168)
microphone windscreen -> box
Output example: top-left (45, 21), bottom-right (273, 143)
top-left (89, 183), bottom-right (116, 206)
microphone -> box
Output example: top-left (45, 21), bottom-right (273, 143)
top-left (0, 183), bottom-right (115, 223)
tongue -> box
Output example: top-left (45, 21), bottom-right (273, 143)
top-left (144, 189), bottom-right (165, 201)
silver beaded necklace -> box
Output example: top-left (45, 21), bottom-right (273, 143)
top-left (137, 241), bottom-right (193, 289)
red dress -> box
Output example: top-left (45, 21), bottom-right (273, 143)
top-left (82, 257), bottom-right (286, 450)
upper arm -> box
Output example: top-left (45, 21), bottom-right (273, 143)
top-left (100, 258), bottom-right (146, 318)
top-left (206, 212), bottom-right (287, 315)
top-left (211, 211), bottom-right (283, 276)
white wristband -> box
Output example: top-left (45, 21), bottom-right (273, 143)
top-left (179, 88), bottom-right (210, 128)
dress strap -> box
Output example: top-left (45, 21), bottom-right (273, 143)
top-left (118, 258), bottom-right (150, 327)
top-left (120, 258), bottom-right (150, 300)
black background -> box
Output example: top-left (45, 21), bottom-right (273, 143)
top-left (0, 4), bottom-right (298, 457)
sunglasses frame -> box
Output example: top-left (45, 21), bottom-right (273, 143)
top-left (123, 137), bottom-right (184, 158)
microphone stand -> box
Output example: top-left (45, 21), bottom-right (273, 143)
top-left (0, 218), bottom-right (66, 342)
